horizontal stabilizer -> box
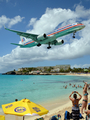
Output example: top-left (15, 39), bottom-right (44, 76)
top-left (11, 43), bottom-right (23, 46)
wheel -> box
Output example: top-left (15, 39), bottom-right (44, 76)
top-left (37, 43), bottom-right (41, 47)
top-left (47, 46), bottom-right (51, 49)
top-left (73, 36), bottom-right (75, 38)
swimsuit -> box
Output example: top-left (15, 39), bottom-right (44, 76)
top-left (83, 93), bottom-right (88, 102)
top-left (84, 93), bottom-right (88, 96)
top-left (83, 99), bottom-right (87, 102)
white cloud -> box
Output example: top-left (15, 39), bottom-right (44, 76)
top-left (0, 15), bottom-right (9, 28)
top-left (28, 18), bottom-right (37, 27)
top-left (71, 64), bottom-right (90, 68)
top-left (8, 16), bottom-right (24, 28)
top-left (0, 5), bottom-right (90, 72)
top-left (27, 7), bottom-right (77, 34)
top-left (0, 15), bottom-right (24, 29)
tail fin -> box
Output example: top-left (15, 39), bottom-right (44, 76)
top-left (20, 36), bottom-right (27, 45)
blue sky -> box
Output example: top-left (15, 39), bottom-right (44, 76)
top-left (0, 0), bottom-right (90, 73)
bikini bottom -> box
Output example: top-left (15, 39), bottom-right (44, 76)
top-left (83, 99), bottom-right (87, 102)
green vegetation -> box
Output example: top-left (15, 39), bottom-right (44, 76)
top-left (19, 66), bottom-right (90, 73)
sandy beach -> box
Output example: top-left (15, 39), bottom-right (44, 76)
top-left (0, 73), bottom-right (90, 120)
top-left (0, 93), bottom-right (88, 120)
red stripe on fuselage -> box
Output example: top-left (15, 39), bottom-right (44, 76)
top-left (24, 40), bottom-right (34, 45)
top-left (57, 24), bottom-right (71, 30)
top-left (47, 24), bottom-right (83, 36)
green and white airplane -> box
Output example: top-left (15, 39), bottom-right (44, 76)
top-left (5, 22), bottom-right (85, 49)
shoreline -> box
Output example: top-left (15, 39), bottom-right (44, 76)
top-left (2, 72), bottom-right (90, 76)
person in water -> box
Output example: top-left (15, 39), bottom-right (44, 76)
top-left (81, 82), bottom-right (88, 114)
top-left (69, 91), bottom-right (82, 120)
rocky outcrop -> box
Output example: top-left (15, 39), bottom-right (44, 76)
top-left (2, 71), bottom-right (16, 75)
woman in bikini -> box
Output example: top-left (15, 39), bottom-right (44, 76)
top-left (81, 82), bottom-right (88, 114)
top-left (69, 91), bottom-right (82, 120)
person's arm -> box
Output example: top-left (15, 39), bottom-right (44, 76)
top-left (69, 91), bottom-right (74, 101)
top-left (76, 91), bottom-right (82, 100)
top-left (83, 82), bottom-right (88, 92)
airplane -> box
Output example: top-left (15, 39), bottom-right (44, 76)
top-left (5, 22), bottom-right (85, 49)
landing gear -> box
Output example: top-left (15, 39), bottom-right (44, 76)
top-left (73, 31), bottom-right (76, 38)
top-left (73, 34), bottom-right (75, 38)
top-left (47, 46), bottom-right (51, 49)
top-left (37, 43), bottom-right (41, 47)
top-left (47, 42), bottom-right (51, 49)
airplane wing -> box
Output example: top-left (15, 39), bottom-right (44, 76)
top-left (5, 27), bottom-right (38, 40)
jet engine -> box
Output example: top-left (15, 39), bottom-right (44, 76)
top-left (37, 33), bottom-right (47, 41)
top-left (54, 39), bottom-right (64, 45)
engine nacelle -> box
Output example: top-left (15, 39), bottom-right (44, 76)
top-left (55, 39), bottom-right (64, 45)
top-left (37, 33), bottom-right (47, 41)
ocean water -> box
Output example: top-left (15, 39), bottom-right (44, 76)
top-left (0, 74), bottom-right (90, 108)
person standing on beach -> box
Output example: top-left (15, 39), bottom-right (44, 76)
top-left (81, 82), bottom-right (88, 114)
top-left (69, 91), bottom-right (82, 120)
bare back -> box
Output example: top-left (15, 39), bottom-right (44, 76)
top-left (72, 98), bottom-right (79, 107)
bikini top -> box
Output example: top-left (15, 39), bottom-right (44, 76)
top-left (84, 93), bottom-right (88, 96)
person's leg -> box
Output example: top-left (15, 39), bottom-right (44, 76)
top-left (85, 102), bottom-right (88, 110)
top-left (81, 101), bottom-right (85, 114)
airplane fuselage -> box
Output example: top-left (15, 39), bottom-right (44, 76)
top-left (47, 23), bottom-right (85, 38)
top-left (21, 22), bottom-right (85, 48)
top-left (5, 22), bottom-right (85, 49)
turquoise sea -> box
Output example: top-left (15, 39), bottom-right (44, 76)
top-left (0, 74), bottom-right (90, 108)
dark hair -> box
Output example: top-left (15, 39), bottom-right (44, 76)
top-left (88, 105), bottom-right (90, 110)
top-left (73, 94), bottom-right (77, 99)
top-left (15, 99), bottom-right (18, 101)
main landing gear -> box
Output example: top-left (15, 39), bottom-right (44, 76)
top-left (37, 43), bottom-right (41, 47)
top-left (47, 42), bottom-right (51, 49)
top-left (73, 31), bottom-right (76, 38)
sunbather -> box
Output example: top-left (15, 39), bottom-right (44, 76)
top-left (81, 82), bottom-right (88, 114)
top-left (69, 91), bottom-right (82, 120)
